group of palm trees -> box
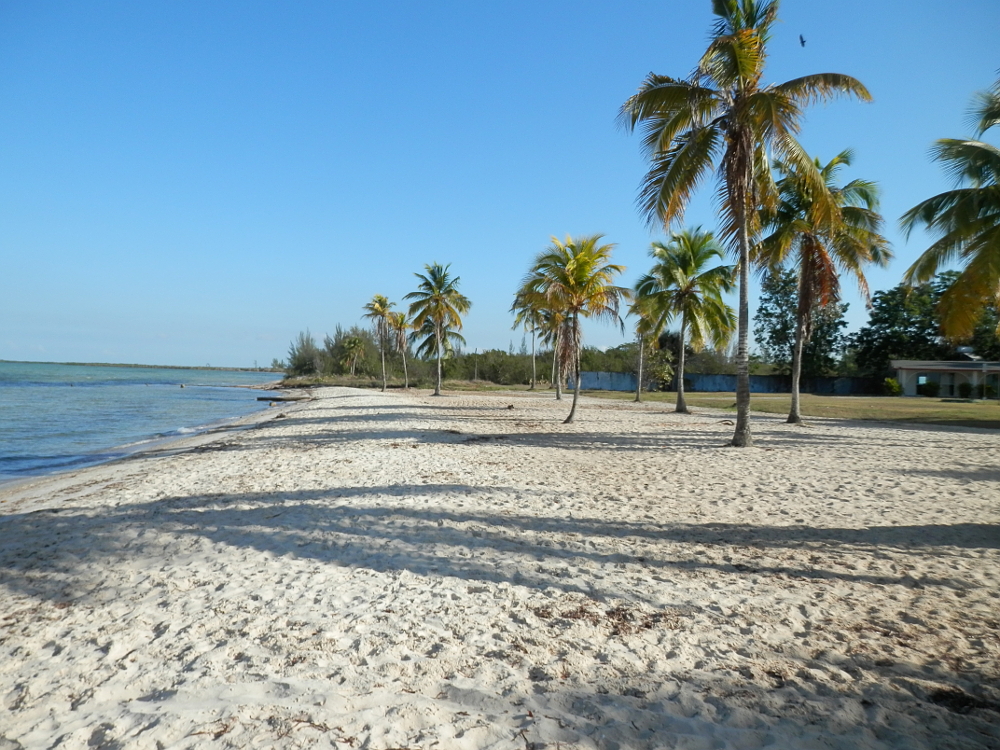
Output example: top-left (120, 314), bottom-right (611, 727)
top-left (357, 2), bottom-right (996, 446)
top-left (363, 263), bottom-right (471, 397)
top-left (616, 0), bottom-right (996, 446)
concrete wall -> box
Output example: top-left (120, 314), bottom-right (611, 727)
top-left (578, 371), bottom-right (639, 391)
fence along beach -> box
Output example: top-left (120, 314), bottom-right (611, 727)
top-left (1, 386), bottom-right (998, 749)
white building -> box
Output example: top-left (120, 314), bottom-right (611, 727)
top-left (891, 359), bottom-right (1000, 397)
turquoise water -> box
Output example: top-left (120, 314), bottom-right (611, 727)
top-left (0, 361), bottom-right (280, 480)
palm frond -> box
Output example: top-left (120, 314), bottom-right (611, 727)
top-left (773, 73), bottom-right (872, 106)
top-left (636, 126), bottom-right (723, 229)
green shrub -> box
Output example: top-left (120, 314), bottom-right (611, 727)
top-left (917, 380), bottom-right (941, 397)
top-left (975, 383), bottom-right (996, 399)
top-left (958, 381), bottom-right (973, 399)
top-left (882, 377), bottom-right (902, 397)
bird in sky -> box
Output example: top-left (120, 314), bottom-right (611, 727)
top-left (799, 34), bottom-right (806, 47)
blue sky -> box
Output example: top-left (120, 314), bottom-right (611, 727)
top-left (1, 1), bottom-right (997, 367)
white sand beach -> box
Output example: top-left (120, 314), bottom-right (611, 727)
top-left (1, 387), bottom-right (998, 749)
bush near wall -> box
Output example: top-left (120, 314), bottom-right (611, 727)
top-left (917, 381), bottom-right (941, 397)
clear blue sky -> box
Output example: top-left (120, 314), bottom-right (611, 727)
top-left (1, 1), bottom-right (997, 367)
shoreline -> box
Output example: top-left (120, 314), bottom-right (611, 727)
top-left (0, 362), bottom-right (293, 491)
top-left (1, 387), bottom-right (998, 749)
top-left (0, 391), bottom-right (311, 515)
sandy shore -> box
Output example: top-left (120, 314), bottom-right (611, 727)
top-left (1, 387), bottom-right (998, 749)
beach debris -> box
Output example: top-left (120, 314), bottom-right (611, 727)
top-left (507, 404), bottom-right (515, 409)
top-left (189, 717), bottom-right (235, 739)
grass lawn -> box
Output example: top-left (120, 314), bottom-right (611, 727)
top-left (582, 390), bottom-right (1000, 430)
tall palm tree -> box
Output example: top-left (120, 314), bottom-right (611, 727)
top-left (521, 235), bottom-right (628, 423)
top-left (757, 150), bottom-right (891, 423)
top-left (362, 294), bottom-right (394, 392)
top-left (387, 310), bottom-right (411, 389)
top-left (901, 77), bottom-right (1000, 338)
top-left (635, 228), bottom-right (736, 413)
top-left (619, 0), bottom-right (870, 446)
top-left (405, 263), bottom-right (472, 396)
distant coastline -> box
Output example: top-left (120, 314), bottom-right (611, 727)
top-left (0, 359), bottom-right (282, 373)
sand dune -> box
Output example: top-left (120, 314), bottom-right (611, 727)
top-left (1, 387), bottom-right (998, 749)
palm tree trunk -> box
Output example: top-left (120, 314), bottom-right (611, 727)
top-left (564, 317), bottom-right (581, 423)
top-left (634, 334), bottom-right (644, 403)
top-left (787, 316), bottom-right (806, 423)
top-left (402, 349), bottom-right (409, 389)
top-left (434, 324), bottom-right (442, 396)
top-left (529, 326), bottom-right (537, 390)
top-left (731, 208), bottom-right (754, 447)
top-left (380, 332), bottom-right (387, 392)
top-left (676, 316), bottom-right (689, 414)
top-left (553, 328), bottom-right (562, 401)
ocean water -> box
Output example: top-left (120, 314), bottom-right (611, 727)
top-left (0, 361), bottom-right (281, 480)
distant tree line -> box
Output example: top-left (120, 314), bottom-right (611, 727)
top-left (752, 269), bottom-right (1000, 380)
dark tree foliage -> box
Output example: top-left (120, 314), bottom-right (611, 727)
top-left (970, 308), bottom-right (1000, 361)
top-left (446, 348), bottom-right (539, 385)
top-left (322, 325), bottom-right (379, 376)
top-left (753, 269), bottom-right (848, 377)
top-left (580, 344), bottom-right (638, 374)
top-left (286, 330), bottom-right (322, 376)
top-left (849, 274), bottom-right (956, 378)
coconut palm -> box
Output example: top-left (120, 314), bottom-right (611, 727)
top-left (341, 336), bottom-right (365, 376)
top-left (387, 310), bottom-right (411, 389)
top-left (901, 77), bottom-right (1000, 338)
top-left (405, 263), bottom-right (472, 396)
top-left (362, 294), bottom-right (394, 392)
top-left (757, 150), bottom-right (891, 423)
top-left (521, 235), bottom-right (628, 424)
top-left (510, 288), bottom-right (546, 390)
top-left (635, 229), bottom-right (736, 413)
top-left (619, 0), bottom-right (870, 445)
top-left (627, 298), bottom-right (661, 403)
top-left (536, 307), bottom-right (566, 398)
top-left (410, 315), bottom-right (465, 362)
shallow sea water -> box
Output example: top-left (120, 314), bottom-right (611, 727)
top-left (0, 361), bottom-right (280, 479)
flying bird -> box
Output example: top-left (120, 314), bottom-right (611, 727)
top-left (799, 34), bottom-right (806, 47)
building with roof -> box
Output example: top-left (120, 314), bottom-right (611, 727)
top-left (891, 359), bottom-right (1000, 398)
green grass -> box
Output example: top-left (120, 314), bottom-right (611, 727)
top-left (280, 377), bottom-right (1000, 430)
top-left (583, 390), bottom-right (1000, 430)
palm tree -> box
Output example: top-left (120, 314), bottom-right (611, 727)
top-left (405, 263), bottom-right (472, 396)
top-left (362, 294), bottom-right (394, 392)
top-left (757, 150), bottom-right (891, 423)
top-left (341, 336), bottom-right (365, 376)
top-left (511, 288), bottom-right (545, 390)
top-left (521, 235), bottom-right (628, 423)
top-left (901, 77), bottom-right (1000, 339)
top-left (387, 310), bottom-right (411, 389)
top-left (627, 298), bottom-right (661, 403)
top-left (635, 228), bottom-right (736, 413)
top-left (410, 315), bottom-right (466, 364)
top-left (619, 0), bottom-right (870, 446)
